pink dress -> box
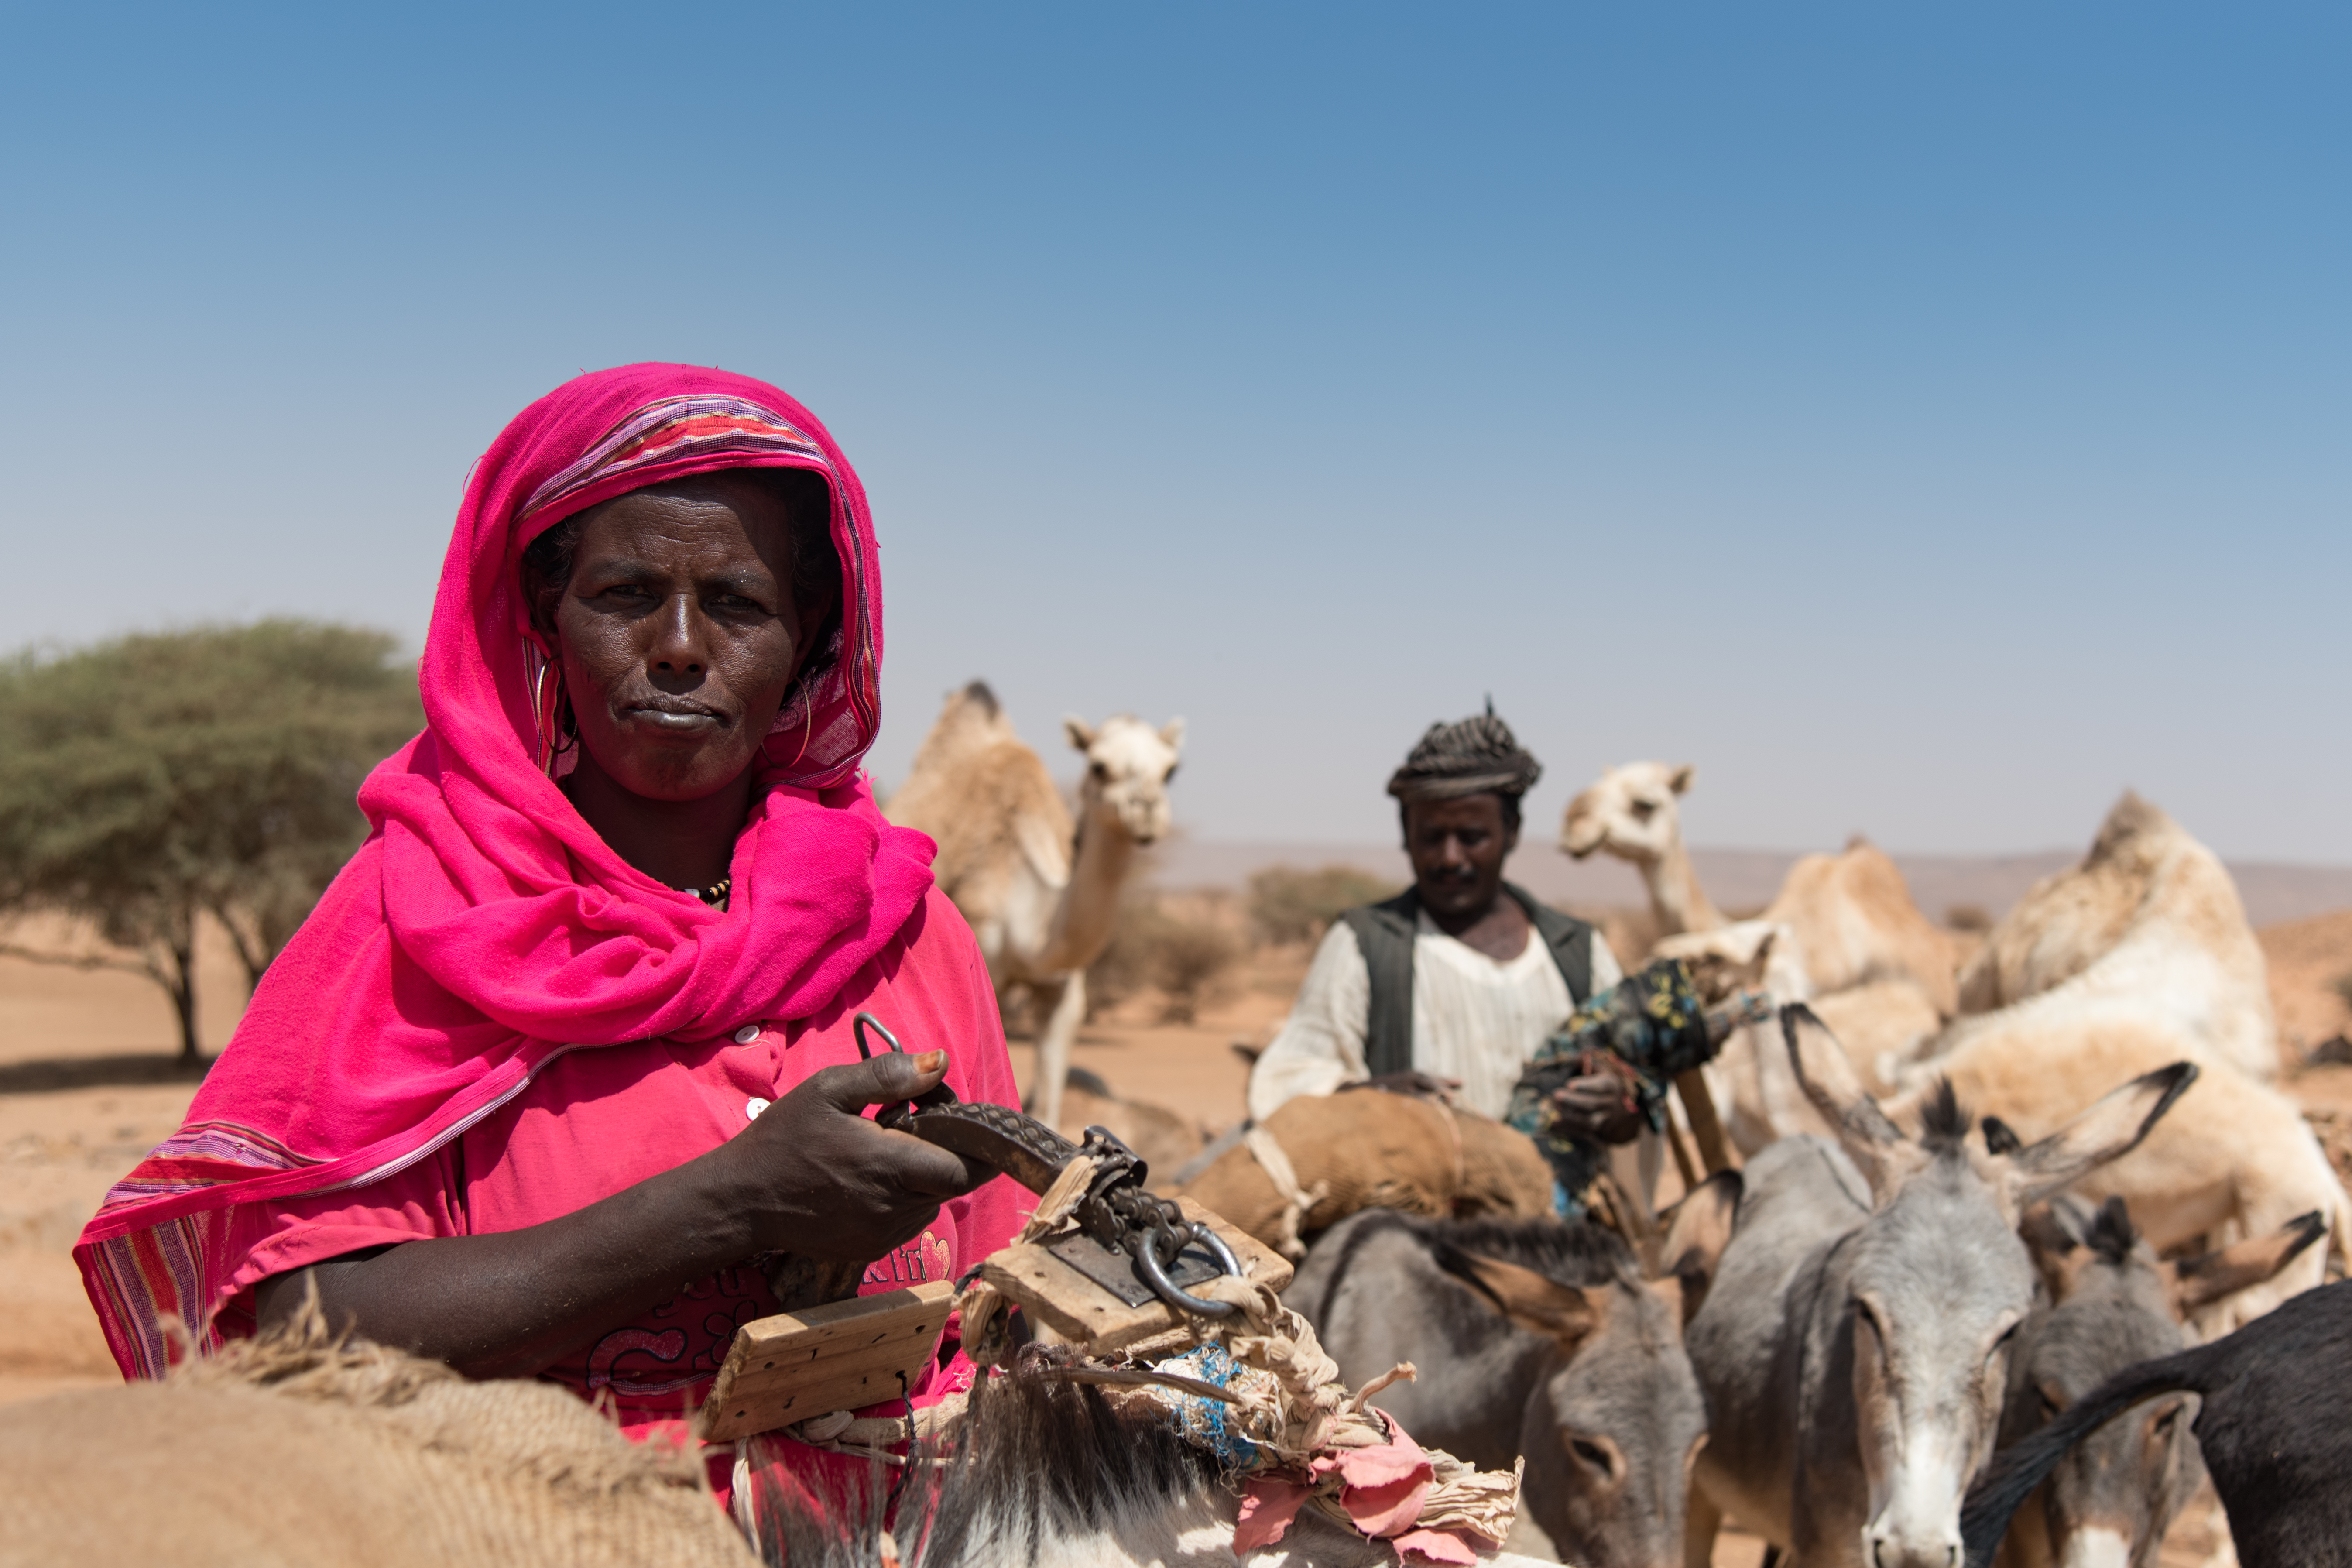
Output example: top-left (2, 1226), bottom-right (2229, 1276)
top-left (208, 888), bottom-right (1026, 1501)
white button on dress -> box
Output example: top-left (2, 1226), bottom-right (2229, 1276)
top-left (745, 1097), bottom-right (771, 1121)
top-left (733, 1024), bottom-right (761, 1045)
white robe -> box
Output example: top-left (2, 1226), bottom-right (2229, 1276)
top-left (1248, 909), bottom-right (1624, 1123)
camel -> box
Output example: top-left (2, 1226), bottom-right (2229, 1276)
top-left (885, 682), bottom-right (1183, 1130)
top-left (1562, 760), bottom-right (1958, 1081)
top-left (1914, 791), bottom-right (2278, 1083)
top-left (1561, 762), bottom-right (1725, 935)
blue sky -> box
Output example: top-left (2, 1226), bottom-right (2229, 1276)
top-left (2, 5), bottom-right (2345, 859)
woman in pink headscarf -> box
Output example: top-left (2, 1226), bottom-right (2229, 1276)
top-left (74, 365), bottom-right (1023, 1488)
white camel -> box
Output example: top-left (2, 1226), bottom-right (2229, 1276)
top-left (1915, 790), bottom-right (2278, 1083)
top-left (886, 682), bottom-right (1183, 1130)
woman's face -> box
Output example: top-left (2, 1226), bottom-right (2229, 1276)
top-left (545, 475), bottom-right (813, 803)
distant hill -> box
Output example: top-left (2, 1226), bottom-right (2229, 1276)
top-left (1155, 840), bottom-right (2352, 930)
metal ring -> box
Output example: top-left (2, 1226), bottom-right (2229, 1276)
top-left (1190, 1221), bottom-right (1244, 1280)
top-left (1131, 1230), bottom-right (1238, 1319)
top-left (853, 1012), bottom-right (903, 1060)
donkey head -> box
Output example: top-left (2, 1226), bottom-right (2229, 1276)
top-left (2006, 1196), bottom-right (2324, 1568)
top-left (1443, 1175), bottom-right (1740, 1568)
top-left (1064, 713), bottom-right (1183, 844)
top-left (1781, 1005), bottom-right (2194, 1568)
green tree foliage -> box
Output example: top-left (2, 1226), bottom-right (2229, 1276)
top-left (1246, 863), bottom-right (1401, 947)
top-left (0, 621), bottom-right (423, 1061)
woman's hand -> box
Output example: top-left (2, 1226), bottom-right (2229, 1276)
top-left (716, 1050), bottom-right (986, 1262)
top-left (257, 1049), bottom-right (991, 1381)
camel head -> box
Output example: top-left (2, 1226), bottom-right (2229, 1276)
top-left (1064, 713), bottom-right (1184, 845)
top-left (1561, 761), bottom-right (1695, 865)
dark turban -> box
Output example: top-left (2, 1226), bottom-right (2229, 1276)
top-left (1386, 704), bottom-right (1542, 803)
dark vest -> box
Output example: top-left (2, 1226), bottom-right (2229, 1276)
top-left (1339, 883), bottom-right (1595, 1080)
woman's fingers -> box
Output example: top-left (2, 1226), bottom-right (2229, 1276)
top-left (875, 1129), bottom-right (986, 1199)
top-left (805, 1051), bottom-right (950, 1112)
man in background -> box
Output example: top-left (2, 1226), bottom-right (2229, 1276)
top-left (1248, 707), bottom-right (1633, 1130)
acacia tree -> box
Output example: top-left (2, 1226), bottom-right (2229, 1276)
top-left (0, 621), bottom-right (423, 1061)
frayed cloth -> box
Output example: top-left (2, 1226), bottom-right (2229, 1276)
top-left (956, 1232), bottom-right (1521, 1562)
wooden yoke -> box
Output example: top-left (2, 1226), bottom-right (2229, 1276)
top-left (981, 1199), bottom-right (1291, 1356)
top-left (698, 1280), bottom-right (956, 1443)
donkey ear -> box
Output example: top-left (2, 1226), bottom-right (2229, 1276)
top-left (2000, 1062), bottom-right (2198, 1210)
top-left (1656, 1170), bottom-right (1742, 1329)
top-left (1782, 1005), bottom-right (1910, 1189)
top-left (1450, 1251), bottom-right (1606, 1358)
top-left (2163, 1209), bottom-right (2327, 1316)
top-left (1063, 715), bottom-right (1097, 751)
top-left (2019, 1197), bottom-right (2093, 1301)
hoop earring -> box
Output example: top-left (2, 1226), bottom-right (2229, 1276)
top-left (528, 644), bottom-right (576, 776)
top-left (784, 690), bottom-right (814, 771)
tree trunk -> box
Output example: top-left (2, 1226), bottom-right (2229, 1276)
top-left (164, 902), bottom-right (201, 1064)
top-left (208, 899), bottom-right (272, 995)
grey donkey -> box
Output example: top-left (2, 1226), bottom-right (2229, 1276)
top-left (1289, 1174), bottom-right (1741, 1568)
top-left (1988, 1188), bottom-right (2325, 1568)
top-left (1683, 1004), bottom-right (2193, 1568)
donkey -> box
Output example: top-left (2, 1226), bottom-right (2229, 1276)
top-left (1684, 1004), bottom-right (2192, 1568)
top-left (747, 1360), bottom-right (1558, 1568)
top-left (1987, 1192), bottom-right (2325, 1568)
top-left (1288, 1175), bottom-right (1742, 1568)
top-left (1963, 1279), bottom-right (2352, 1568)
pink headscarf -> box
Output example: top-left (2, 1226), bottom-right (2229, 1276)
top-left (77, 365), bottom-right (937, 1378)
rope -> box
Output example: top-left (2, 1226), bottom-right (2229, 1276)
top-left (1241, 1124), bottom-right (1331, 1261)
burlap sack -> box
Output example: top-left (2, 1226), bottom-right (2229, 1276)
top-left (0, 1319), bottom-right (757, 1568)
top-left (1170, 1092), bottom-right (1553, 1257)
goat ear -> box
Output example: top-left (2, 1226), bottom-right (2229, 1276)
top-left (1668, 764), bottom-right (1696, 795)
top-left (1656, 1170), bottom-right (1742, 1329)
top-left (1062, 715), bottom-right (1097, 751)
top-left (2163, 1210), bottom-right (2327, 1316)
top-left (1453, 1252), bottom-right (1606, 1357)
top-left (2001, 1063), bottom-right (2198, 1210)
top-left (1782, 1005), bottom-right (1910, 1189)
top-left (1158, 717), bottom-right (1185, 750)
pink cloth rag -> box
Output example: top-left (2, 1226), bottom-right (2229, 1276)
top-left (1233, 1410), bottom-right (1484, 1563)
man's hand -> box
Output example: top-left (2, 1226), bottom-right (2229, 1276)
top-left (1340, 1070), bottom-right (1461, 1103)
top-left (720, 1051), bottom-right (986, 1261)
top-left (1551, 1074), bottom-right (1644, 1145)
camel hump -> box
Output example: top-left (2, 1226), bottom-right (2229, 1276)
top-left (2087, 790), bottom-right (2178, 864)
top-left (959, 678), bottom-right (1001, 718)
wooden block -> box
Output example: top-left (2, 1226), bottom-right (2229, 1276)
top-left (1179, 1197), bottom-right (1293, 1295)
top-left (697, 1280), bottom-right (954, 1442)
top-left (978, 1199), bottom-right (1295, 1356)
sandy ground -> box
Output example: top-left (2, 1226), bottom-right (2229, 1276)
top-left (9, 907), bottom-right (2347, 1563)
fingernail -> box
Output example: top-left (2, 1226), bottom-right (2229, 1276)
top-left (916, 1050), bottom-right (946, 1073)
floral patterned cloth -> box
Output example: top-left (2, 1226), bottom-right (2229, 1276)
top-left (1505, 959), bottom-right (1718, 1218)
